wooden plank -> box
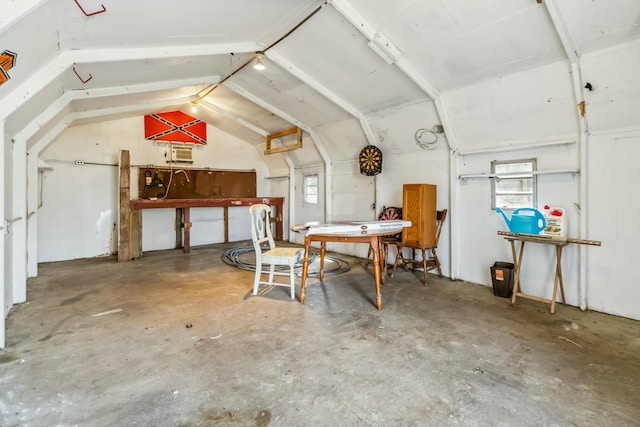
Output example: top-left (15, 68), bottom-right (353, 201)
top-left (498, 230), bottom-right (601, 246)
top-left (265, 127), bottom-right (302, 155)
top-left (118, 150), bottom-right (131, 262)
top-left (269, 126), bottom-right (299, 139)
top-left (130, 197), bottom-right (284, 210)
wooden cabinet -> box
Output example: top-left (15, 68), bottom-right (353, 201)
top-left (402, 184), bottom-right (437, 247)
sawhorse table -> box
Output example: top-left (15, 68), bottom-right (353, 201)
top-left (498, 231), bottom-right (601, 314)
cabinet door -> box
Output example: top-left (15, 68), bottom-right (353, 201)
top-left (402, 184), bottom-right (437, 246)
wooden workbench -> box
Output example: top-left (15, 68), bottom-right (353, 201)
top-left (125, 197), bottom-right (284, 260)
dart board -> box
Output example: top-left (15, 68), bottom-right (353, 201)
top-left (358, 145), bottom-right (383, 176)
top-left (379, 206), bottom-right (402, 221)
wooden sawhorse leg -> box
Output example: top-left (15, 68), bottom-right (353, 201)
top-left (550, 245), bottom-right (567, 314)
top-left (510, 240), bottom-right (525, 305)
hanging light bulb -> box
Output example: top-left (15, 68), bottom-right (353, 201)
top-left (191, 100), bottom-right (198, 113)
top-left (253, 52), bottom-right (266, 71)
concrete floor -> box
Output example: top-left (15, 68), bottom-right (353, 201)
top-left (1, 242), bottom-right (639, 426)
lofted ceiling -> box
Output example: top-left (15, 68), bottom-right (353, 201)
top-left (1, 0), bottom-right (638, 164)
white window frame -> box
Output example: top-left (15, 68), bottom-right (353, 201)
top-left (303, 174), bottom-right (319, 205)
top-left (491, 158), bottom-right (537, 210)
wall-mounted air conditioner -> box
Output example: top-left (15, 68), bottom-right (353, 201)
top-left (170, 146), bottom-right (193, 163)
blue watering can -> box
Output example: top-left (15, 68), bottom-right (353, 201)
top-left (496, 207), bottom-right (546, 235)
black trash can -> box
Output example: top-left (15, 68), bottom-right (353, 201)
top-left (490, 262), bottom-right (515, 298)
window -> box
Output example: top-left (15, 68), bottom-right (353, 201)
top-left (492, 159), bottom-right (537, 210)
top-left (303, 174), bottom-right (318, 204)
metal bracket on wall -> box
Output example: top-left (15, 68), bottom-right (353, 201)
top-left (73, 65), bottom-right (92, 83)
top-left (73, 0), bottom-right (106, 17)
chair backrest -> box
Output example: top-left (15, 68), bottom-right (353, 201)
top-left (434, 209), bottom-right (448, 248)
top-left (249, 204), bottom-right (275, 253)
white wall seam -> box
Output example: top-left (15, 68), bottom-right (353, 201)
top-left (544, 0), bottom-right (590, 311)
top-left (11, 136), bottom-right (27, 304)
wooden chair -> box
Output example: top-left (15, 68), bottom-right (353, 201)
top-left (390, 209), bottom-right (447, 283)
top-left (364, 206), bottom-right (403, 276)
top-left (249, 204), bottom-right (304, 299)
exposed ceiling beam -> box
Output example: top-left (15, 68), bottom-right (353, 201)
top-left (16, 77), bottom-right (216, 146)
top-left (266, 50), bottom-right (377, 146)
top-left (199, 99), bottom-right (269, 137)
top-left (0, 44), bottom-right (259, 120)
top-left (329, 0), bottom-right (458, 151)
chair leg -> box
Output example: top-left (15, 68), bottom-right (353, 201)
top-left (382, 243), bottom-right (388, 277)
top-left (390, 246), bottom-right (403, 278)
top-left (432, 248), bottom-right (443, 277)
top-left (289, 261), bottom-right (295, 300)
top-left (268, 264), bottom-right (275, 285)
top-left (253, 265), bottom-right (261, 295)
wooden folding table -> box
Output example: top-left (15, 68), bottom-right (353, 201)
top-left (498, 231), bottom-right (601, 314)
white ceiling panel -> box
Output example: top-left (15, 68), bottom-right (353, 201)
top-left (344, 0), bottom-right (565, 91)
top-left (60, 54), bottom-right (248, 91)
top-left (195, 108), bottom-right (265, 146)
top-left (0, 1), bottom-right (59, 98)
top-left (228, 61), bottom-right (352, 128)
top-left (200, 86), bottom-right (292, 134)
top-left (70, 87), bottom-right (196, 112)
top-left (553, 0), bottom-right (640, 54)
top-left (273, 5), bottom-right (428, 114)
top-left (55, 0), bottom-right (323, 50)
top-left (6, 77), bottom-right (64, 135)
top-left (2, 0), bottom-right (640, 167)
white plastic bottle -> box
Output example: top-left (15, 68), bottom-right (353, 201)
top-left (542, 205), bottom-right (567, 238)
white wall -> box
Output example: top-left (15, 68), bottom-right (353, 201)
top-left (37, 118), bottom-right (279, 261)
top-left (580, 39), bottom-right (640, 320)
top-left (368, 100), bottom-right (451, 268)
top-left (441, 41), bottom-right (640, 320)
top-left (456, 146), bottom-right (580, 303)
top-left (3, 127), bottom-right (12, 321)
top-left (443, 58), bottom-right (585, 307)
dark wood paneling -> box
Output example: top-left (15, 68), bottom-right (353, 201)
top-left (138, 168), bottom-right (256, 199)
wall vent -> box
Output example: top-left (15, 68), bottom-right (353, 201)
top-left (170, 146), bottom-right (193, 163)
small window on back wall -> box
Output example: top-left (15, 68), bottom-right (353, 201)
top-left (492, 159), bottom-right (537, 210)
top-left (303, 174), bottom-right (318, 204)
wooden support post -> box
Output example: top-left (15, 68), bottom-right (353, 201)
top-left (224, 206), bottom-right (229, 243)
top-left (183, 207), bottom-right (191, 253)
top-left (175, 208), bottom-right (183, 249)
top-left (118, 150), bottom-right (131, 262)
top-left (131, 209), bottom-right (142, 259)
